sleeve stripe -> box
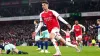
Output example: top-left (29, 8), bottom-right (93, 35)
top-left (40, 21), bottom-right (43, 22)
top-left (57, 15), bottom-right (60, 18)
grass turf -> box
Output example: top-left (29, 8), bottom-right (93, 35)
top-left (0, 46), bottom-right (100, 56)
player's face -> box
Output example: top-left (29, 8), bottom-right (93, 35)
top-left (97, 21), bottom-right (100, 24)
top-left (75, 21), bottom-right (79, 25)
top-left (34, 21), bottom-right (37, 25)
top-left (66, 29), bottom-right (69, 31)
top-left (42, 3), bottom-right (48, 11)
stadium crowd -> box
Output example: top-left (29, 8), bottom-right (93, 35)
top-left (0, 20), bottom-right (34, 46)
top-left (0, 0), bottom-right (100, 17)
top-left (0, 19), bottom-right (98, 46)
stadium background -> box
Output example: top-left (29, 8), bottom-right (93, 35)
top-left (0, 0), bottom-right (99, 46)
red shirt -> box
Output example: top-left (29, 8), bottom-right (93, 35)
top-left (65, 31), bottom-right (70, 38)
top-left (71, 24), bottom-right (85, 37)
top-left (84, 36), bottom-right (89, 41)
top-left (40, 10), bottom-right (60, 33)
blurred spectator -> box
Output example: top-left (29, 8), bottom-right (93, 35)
top-left (92, 39), bottom-right (96, 46)
top-left (0, 20), bottom-right (35, 46)
top-left (0, 1), bottom-right (100, 17)
top-left (83, 34), bottom-right (89, 46)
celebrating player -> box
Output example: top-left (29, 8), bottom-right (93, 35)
top-left (70, 20), bottom-right (86, 50)
top-left (32, 1), bottom-right (80, 56)
top-left (61, 28), bottom-right (71, 43)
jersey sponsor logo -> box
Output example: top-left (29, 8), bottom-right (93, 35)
top-left (44, 17), bottom-right (52, 21)
top-left (75, 29), bottom-right (80, 31)
top-left (43, 16), bottom-right (46, 18)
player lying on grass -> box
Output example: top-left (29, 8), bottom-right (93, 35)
top-left (0, 41), bottom-right (28, 54)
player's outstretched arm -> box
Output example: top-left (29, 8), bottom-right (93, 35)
top-left (52, 10), bottom-right (71, 29)
top-left (70, 25), bottom-right (74, 33)
top-left (35, 22), bottom-right (43, 33)
top-left (32, 22), bottom-right (43, 38)
top-left (32, 13), bottom-right (43, 38)
top-left (61, 29), bottom-right (66, 34)
top-left (58, 16), bottom-right (71, 29)
top-left (80, 24), bottom-right (86, 34)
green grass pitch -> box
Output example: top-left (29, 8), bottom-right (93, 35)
top-left (0, 46), bottom-right (100, 56)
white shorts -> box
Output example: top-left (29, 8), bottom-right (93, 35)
top-left (35, 36), bottom-right (40, 41)
top-left (41, 30), bottom-right (49, 38)
top-left (51, 27), bottom-right (62, 40)
top-left (76, 35), bottom-right (82, 40)
top-left (66, 38), bottom-right (71, 42)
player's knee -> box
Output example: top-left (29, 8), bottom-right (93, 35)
top-left (50, 33), bottom-right (55, 39)
top-left (51, 39), bottom-right (57, 45)
top-left (51, 39), bottom-right (56, 42)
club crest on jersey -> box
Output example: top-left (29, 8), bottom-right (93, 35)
top-left (49, 14), bottom-right (52, 16)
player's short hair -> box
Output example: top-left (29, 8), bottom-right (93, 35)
top-left (97, 19), bottom-right (100, 22)
top-left (41, 1), bottom-right (49, 4)
top-left (34, 20), bottom-right (39, 23)
top-left (75, 20), bottom-right (79, 21)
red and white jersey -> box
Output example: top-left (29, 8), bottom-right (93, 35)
top-left (70, 24), bottom-right (85, 37)
top-left (40, 10), bottom-right (60, 33)
top-left (65, 31), bottom-right (70, 38)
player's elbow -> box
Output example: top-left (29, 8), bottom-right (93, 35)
top-left (41, 23), bottom-right (43, 26)
top-left (39, 22), bottom-right (43, 27)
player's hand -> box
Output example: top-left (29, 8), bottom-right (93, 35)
top-left (61, 29), bottom-right (63, 31)
top-left (83, 32), bottom-right (85, 34)
top-left (67, 24), bottom-right (71, 29)
top-left (32, 32), bottom-right (37, 39)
